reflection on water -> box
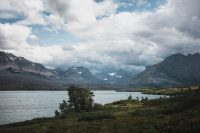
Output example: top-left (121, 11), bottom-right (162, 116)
top-left (0, 91), bottom-right (166, 125)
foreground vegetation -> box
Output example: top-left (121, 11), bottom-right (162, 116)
top-left (0, 87), bottom-right (200, 133)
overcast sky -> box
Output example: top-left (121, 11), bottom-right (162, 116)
top-left (0, 0), bottom-right (200, 73)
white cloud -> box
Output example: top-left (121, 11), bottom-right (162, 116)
top-left (47, 0), bottom-right (118, 24)
top-left (0, 0), bottom-right (46, 25)
top-left (1, 0), bottom-right (200, 73)
top-left (62, 0), bottom-right (200, 67)
top-left (0, 23), bottom-right (73, 66)
top-left (0, 23), bottom-right (31, 50)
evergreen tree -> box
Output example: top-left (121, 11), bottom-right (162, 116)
top-left (68, 86), bottom-right (94, 112)
top-left (128, 95), bottom-right (132, 100)
top-left (55, 86), bottom-right (95, 116)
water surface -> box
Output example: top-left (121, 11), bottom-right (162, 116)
top-left (0, 91), bottom-right (166, 125)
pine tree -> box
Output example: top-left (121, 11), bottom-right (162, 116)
top-left (67, 86), bottom-right (94, 112)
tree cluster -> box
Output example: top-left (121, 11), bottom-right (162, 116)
top-left (55, 86), bottom-right (95, 116)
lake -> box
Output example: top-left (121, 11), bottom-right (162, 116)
top-left (0, 91), bottom-right (166, 125)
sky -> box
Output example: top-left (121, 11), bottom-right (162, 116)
top-left (0, 0), bottom-right (200, 73)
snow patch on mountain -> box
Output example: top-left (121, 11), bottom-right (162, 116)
top-left (109, 73), bottom-right (116, 76)
top-left (115, 75), bottom-right (122, 78)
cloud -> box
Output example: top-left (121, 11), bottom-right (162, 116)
top-left (61, 0), bottom-right (200, 67)
top-left (0, 0), bottom-right (46, 25)
top-left (0, 0), bottom-right (200, 74)
top-left (0, 23), bottom-right (31, 50)
top-left (0, 23), bottom-right (73, 66)
top-left (47, 0), bottom-right (118, 23)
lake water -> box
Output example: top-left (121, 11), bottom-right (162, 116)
top-left (0, 91), bottom-right (166, 125)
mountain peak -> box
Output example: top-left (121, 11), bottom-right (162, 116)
top-left (0, 51), bottom-right (54, 77)
top-left (191, 52), bottom-right (200, 57)
top-left (55, 66), bottom-right (102, 84)
top-left (131, 53), bottom-right (200, 87)
top-left (164, 53), bottom-right (185, 61)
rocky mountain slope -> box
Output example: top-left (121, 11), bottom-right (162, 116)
top-left (56, 66), bottom-right (102, 84)
top-left (0, 51), bottom-right (104, 90)
top-left (0, 51), bottom-right (55, 77)
top-left (130, 53), bottom-right (200, 87)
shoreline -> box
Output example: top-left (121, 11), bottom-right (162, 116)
top-left (0, 93), bottom-right (200, 133)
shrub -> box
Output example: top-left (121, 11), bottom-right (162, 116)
top-left (54, 110), bottom-right (60, 117)
top-left (92, 103), bottom-right (104, 111)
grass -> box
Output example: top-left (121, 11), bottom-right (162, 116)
top-left (0, 88), bottom-right (200, 133)
top-left (78, 113), bottom-right (116, 121)
top-left (134, 86), bottom-right (200, 95)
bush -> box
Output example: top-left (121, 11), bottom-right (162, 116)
top-left (92, 103), bottom-right (104, 111)
top-left (110, 99), bottom-right (140, 106)
top-left (54, 110), bottom-right (60, 117)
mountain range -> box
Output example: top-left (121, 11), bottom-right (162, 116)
top-left (0, 51), bottom-right (131, 90)
top-left (1, 51), bottom-right (200, 90)
top-left (130, 53), bottom-right (200, 88)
